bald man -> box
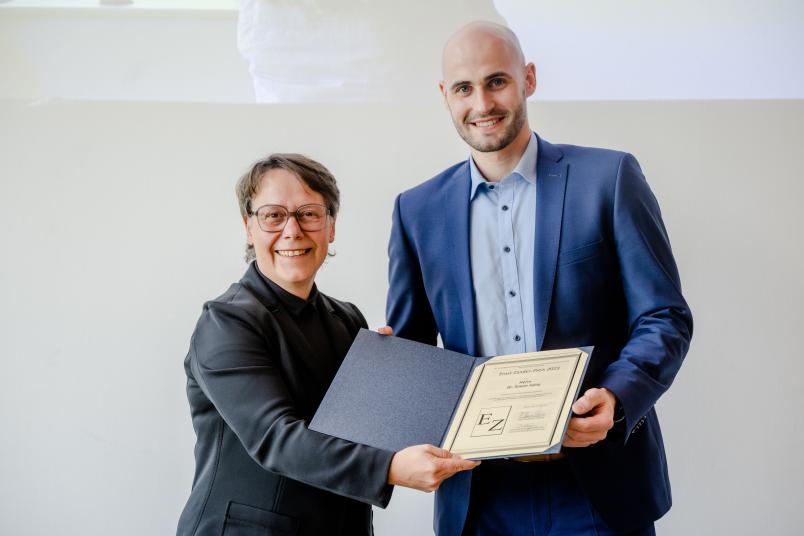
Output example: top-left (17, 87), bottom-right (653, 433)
top-left (386, 22), bottom-right (692, 536)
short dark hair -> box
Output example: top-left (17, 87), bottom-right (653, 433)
top-left (236, 153), bottom-right (340, 262)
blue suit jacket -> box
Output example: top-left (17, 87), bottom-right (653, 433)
top-left (386, 135), bottom-right (693, 535)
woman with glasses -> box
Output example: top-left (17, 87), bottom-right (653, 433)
top-left (177, 154), bottom-right (477, 536)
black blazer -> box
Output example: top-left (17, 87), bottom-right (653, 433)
top-left (177, 264), bottom-right (394, 536)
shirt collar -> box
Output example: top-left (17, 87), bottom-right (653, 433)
top-left (256, 265), bottom-right (320, 316)
top-left (469, 131), bottom-right (539, 200)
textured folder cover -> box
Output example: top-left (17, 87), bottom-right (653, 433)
top-left (310, 329), bottom-right (591, 457)
top-left (309, 329), bottom-right (481, 452)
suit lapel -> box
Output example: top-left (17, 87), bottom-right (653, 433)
top-left (534, 137), bottom-right (567, 350)
top-left (442, 162), bottom-right (477, 356)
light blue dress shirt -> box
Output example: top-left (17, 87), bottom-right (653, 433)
top-left (469, 132), bottom-right (538, 356)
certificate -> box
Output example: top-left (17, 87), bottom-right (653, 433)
top-left (309, 330), bottom-right (591, 460)
top-left (442, 349), bottom-right (588, 459)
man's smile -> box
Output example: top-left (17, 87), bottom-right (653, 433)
top-left (468, 114), bottom-right (506, 130)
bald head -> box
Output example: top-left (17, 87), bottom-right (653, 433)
top-left (438, 21), bottom-right (535, 159)
top-left (442, 21), bottom-right (525, 76)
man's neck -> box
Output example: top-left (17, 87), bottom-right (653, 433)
top-left (471, 126), bottom-right (532, 182)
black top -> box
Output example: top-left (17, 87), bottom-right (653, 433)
top-left (258, 273), bottom-right (340, 396)
top-left (177, 263), bottom-right (394, 536)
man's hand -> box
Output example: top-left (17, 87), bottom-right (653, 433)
top-left (387, 444), bottom-right (480, 492)
top-left (563, 387), bottom-right (617, 448)
top-left (377, 326), bottom-right (394, 336)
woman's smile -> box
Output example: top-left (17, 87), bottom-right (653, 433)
top-left (275, 248), bottom-right (313, 257)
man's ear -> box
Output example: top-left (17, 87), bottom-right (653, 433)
top-left (524, 63), bottom-right (537, 97)
top-left (329, 218), bottom-right (336, 243)
top-left (439, 81), bottom-right (449, 110)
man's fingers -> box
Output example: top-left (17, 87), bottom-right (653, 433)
top-left (572, 388), bottom-right (606, 415)
top-left (565, 427), bottom-right (607, 443)
top-left (563, 437), bottom-right (598, 448)
top-left (564, 427), bottom-right (606, 447)
top-left (563, 411), bottom-right (613, 448)
top-left (376, 325), bottom-right (394, 336)
top-left (567, 413), bottom-right (613, 434)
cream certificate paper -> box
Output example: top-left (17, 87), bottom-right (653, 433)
top-left (442, 348), bottom-right (589, 459)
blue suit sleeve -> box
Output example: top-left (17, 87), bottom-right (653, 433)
top-left (386, 193), bottom-right (438, 345)
top-left (597, 154), bottom-right (693, 438)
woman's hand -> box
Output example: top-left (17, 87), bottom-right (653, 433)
top-left (378, 328), bottom-right (477, 490)
top-left (387, 444), bottom-right (480, 492)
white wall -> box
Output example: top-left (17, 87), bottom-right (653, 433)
top-left (3, 1), bottom-right (803, 104)
top-left (497, 0), bottom-right (804, 100)
top-left (1, 98), bottom-right (802, 536)
top-left (0, 7), bottom-right (253, 103)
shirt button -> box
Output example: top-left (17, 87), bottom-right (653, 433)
top-left (509, 290), bottom-right (516, 297)
top-left (514, 335), bottom-right (521, 342)
top-left (502, 205), bottom-right (509, 211)
top-left (503, 246), bottom-right (511, 253)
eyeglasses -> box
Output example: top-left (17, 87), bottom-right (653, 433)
top-left (248, 203), bottom-right (331, 233)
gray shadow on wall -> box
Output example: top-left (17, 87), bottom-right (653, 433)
top-left (237, 0), bottom-right (504, 103)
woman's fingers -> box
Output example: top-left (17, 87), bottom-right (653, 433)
top-left (388, 444), bottom-right (479, 492)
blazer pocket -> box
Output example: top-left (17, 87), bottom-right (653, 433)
top-left (558, 239), bottom-right (606, 266)
top-left (222, 501), bottom-right (299, 536)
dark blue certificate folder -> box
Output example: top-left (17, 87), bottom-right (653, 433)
top-left (310, 329), bottom-right (591, 459)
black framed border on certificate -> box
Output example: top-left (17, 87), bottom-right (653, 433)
top-left (309, 329), bottom-right (591, 460)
